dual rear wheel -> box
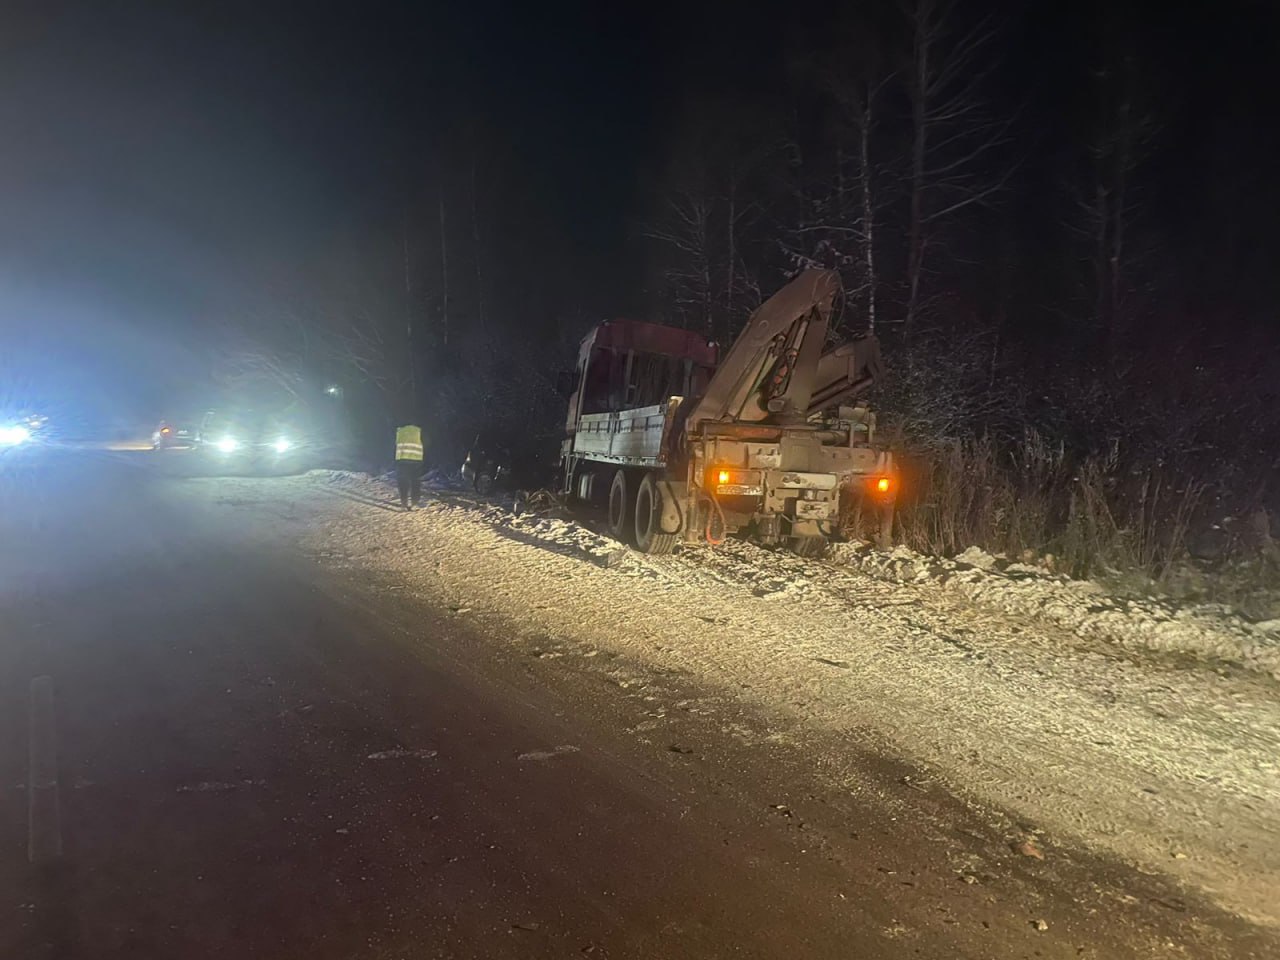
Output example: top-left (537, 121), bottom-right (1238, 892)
top-left (607, 468), bottom-right (857, 556)
top-left (608, 470), bottom-right (679, 555)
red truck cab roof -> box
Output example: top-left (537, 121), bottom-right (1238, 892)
top-left (579, 319), bottom-right (718, 368)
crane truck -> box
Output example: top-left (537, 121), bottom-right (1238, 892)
top-left (560, 269), bottom-right (896, 554)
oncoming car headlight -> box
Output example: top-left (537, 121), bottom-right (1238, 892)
top-left (215, 436), bottom-right (239, 454)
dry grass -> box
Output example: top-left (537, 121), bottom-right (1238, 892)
top-left (856, 326), bottom-right (1280, 611)
top-left (884, 431), bottom-right (1219, 591)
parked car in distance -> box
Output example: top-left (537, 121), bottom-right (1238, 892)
top-left (153, 418), bottom-right (199, 450)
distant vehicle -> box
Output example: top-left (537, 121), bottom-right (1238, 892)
top-left (560, 269), bottom-right (897, 554)
top-left (152, 418), bottom-right (198, 450)
top-left (461, 432), bottom-right (511, 495)
top-left (196, 409), bottom-right (306, 468)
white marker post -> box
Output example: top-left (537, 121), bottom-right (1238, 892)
top-left (28, 675), bottom-right (62, 862)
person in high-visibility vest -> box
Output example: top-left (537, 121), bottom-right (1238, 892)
top-left (394, 423), bottom-right (425, 510)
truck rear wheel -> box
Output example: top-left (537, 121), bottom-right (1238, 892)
top-left (634, 473), bottom-right (678, 555)
top-left (608, 469), bottom-right (634, 543)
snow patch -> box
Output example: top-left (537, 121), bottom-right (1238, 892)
top-left (827, 542), bottom-right (1280, 680)
top-left (366, 747), bottom-right (438, 761)
top-left (517, 745), bottom-right (580, 762)
top-left (954, 545), bottom-right (999, 570)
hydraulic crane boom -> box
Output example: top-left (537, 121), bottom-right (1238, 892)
top-left (687, 269), bottom-right (882, 430)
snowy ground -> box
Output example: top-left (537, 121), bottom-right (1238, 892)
top-left (203, 469), bottom-right (1280, 928)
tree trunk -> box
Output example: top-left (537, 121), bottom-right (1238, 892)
top-left (905, 0), bottom-right (930, 337)
top-left (701, 207), bottom-right (712, 339)
top-left (1108, 96), bottom-right (1132, 361)
top-left (438, 194), bottom-right (449, 348)
top-left (726, 172), bottom-right (736, 339)
top-left (1094, 182), bottom-right (1110, 345)
top-left (470, 158), bottom-right (486, 336)
top-left (402, 209), bottom-right (416, 398)
top-left (859, 93), bottom-right (877, 335)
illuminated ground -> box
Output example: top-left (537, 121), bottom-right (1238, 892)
top-left (0, 451), bottom-right (1273, 959)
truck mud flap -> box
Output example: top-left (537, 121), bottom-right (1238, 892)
top-left (655, 479), bottom-right (688, 535)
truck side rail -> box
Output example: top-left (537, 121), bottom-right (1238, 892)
top-left (570, 398), bottom-right (681, 467)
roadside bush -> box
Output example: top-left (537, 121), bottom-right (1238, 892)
top-left (862, 323), bottom-right (1278, 612)
top-left (878, 428), bottom-right (1273, 611)
top-left (891, 432), bottom-right (1065, 561)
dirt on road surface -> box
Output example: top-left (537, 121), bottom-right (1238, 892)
top-left (0, 452), bottom-right (1274, 959)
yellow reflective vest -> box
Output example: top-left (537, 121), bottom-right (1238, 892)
top-left (395, 424), bottom-right (424, 461)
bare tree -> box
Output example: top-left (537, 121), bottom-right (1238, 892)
top-left (646, 186), bottom-right (715, 334)
top-left (401, 209), bottom-right (417, 399)
top-left (783, 64), bottom-right (894, 336)
top-left (470, 155), bottom-right (487, 336)
top-left (213, 341), bottom-right (305, 402)
top-left (1073, 54), bottom-right (1159, 358)
top-left (438, 192), bottom-right (450, 349)
top-left (858, 86), bottom-right (881, 334)
top-left (645, 97), bottom-right (773, 343)
top-left (648, 176), bottom-right (768, 344)
top-left (903, 0), bottom-right (1012, 334)
top-left (309, 236), bottom-right (421, 412)
top-left (212, 309), bottom-right (312, 405)
top-left (720, 152), bottom-right (767, 336)
top-left (337, 311), bottom-right (414, 408)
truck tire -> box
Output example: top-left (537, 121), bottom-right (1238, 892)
top-left (608, 469), bottom-right (634, 543)
top-left (566, 463), bottom-right (589, 504)
top-left (634, 473), bottom-right (678, 555)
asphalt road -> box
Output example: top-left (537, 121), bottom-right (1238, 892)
top-left (0, 451), bottom-right (1270, 959)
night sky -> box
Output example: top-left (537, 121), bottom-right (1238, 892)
top-left (0, 1), bottom-right (1276, 425)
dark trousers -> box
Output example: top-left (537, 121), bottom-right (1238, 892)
top-left (396, 459), bottom-right (422, 507)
